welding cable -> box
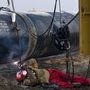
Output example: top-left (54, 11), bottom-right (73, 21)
top-left (66, 56), bottom-right (74, 84)
top-left (70, 55), bottom-right (90, 89)
top-left (70, 54), bottom-right (74, 84)
top-left (7, 0), bottom-right (10, 6)
top-left (66, 56), bottom-right (71, 84)
top-left (28, 0), bottom-right (57, 38)
top-left (65, 51), bottom-right (72, 84)
top-left (65, 44), bottom-right (74, 84)
top-left (75, 59), bottom-right (90, 90)
top-left (81, 59), bottom-right (90, 84)
top-left (65, 11), bottom-right (79, 26)
top-left (11, 0), bottom-right (15, 12)
top-left (7, 0), bottom-right (10, 5)
top-left (0, 0), bottom-right (56, 39)
top-left (60, 11), bottom-right (79, 35)
top-left (0, 0), bottom-right (57, 39)
top-left (14, 13), bottom-right (38, 39)
top-left (10, 0), bottom-right (57, 39)
top-left (7, 0), bottom-right (11, 10)
top-left (59, 0), bottom-right (61, 24)
top-left (65, 45), bottom-right (70, 83)
top-left (68, 50), bottom-right (74, 84)
top-left (12, 0), bottom-right (57, 40)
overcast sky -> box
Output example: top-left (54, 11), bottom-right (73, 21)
top-left (0, 0), bottom-right (79, 13)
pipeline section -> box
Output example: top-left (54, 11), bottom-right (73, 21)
top-left (0, 12), bottom-right (79, 64)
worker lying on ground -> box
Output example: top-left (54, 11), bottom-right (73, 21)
top-left (16, 58), bottom-right (90, 88)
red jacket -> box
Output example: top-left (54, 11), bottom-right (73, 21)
top-left (46, 68), bottom-right (89, 88)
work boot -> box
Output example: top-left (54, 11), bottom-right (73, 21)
top-left (73, 82), bottom-right (81, 87)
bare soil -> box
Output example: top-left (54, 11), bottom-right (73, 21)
top-left (0, 53), bottom-right (90, 90)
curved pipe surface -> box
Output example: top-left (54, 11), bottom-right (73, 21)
top-left (0, 12), bottom-right (79, 64)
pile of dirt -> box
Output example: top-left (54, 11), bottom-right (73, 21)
top-left (0, 53), bottom-right (90, 90)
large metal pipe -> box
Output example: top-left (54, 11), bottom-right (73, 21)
top-left (0, 12), bottom-right (79, 64)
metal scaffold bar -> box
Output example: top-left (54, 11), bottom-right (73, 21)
top-left (79, 0), bottom-right (90, 55)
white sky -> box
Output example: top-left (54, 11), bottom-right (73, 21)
top-left (0, 0), bottom-right (79, 13)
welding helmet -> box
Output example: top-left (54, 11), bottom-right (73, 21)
top-left (16, 70), bottom-right (27, 81)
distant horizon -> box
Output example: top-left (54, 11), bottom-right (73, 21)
top-left (0, 0), bottom-right (78, 13)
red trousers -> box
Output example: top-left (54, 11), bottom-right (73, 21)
top-left (46, 68), bottom-right (89, 88)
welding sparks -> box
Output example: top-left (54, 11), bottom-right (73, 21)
top-left (13, 61), bottom-right (18, 65)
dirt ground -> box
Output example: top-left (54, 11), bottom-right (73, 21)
top-left (0, 52), bottom-right (90, 90)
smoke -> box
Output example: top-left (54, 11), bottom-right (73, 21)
top-left (0, 14), bottom-right (30, 64)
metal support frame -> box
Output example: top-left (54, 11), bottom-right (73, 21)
top-left (79, 0), bottom-right (90, 55)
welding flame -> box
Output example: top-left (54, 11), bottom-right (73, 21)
top-left (13, 61), bottom-right (18, 65)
